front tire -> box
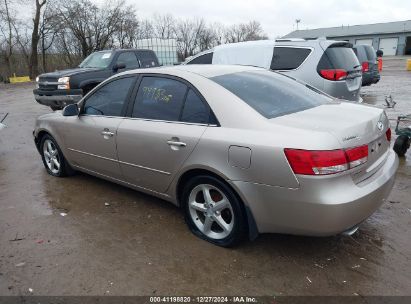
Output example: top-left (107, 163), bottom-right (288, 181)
top-left (40, 134), bottom-right (74, 177)
top-left (393, 135), bottom-right (410, 157)
top-left (182, 175), bottom-right (247, 247)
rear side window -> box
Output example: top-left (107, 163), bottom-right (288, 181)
top-left (116, 52), bottom-right (140, 69)
top-left (181, 89), bottom-right (210, 124)
top-left (317, 45), bottom-right (359, 71)
top-left (187, 52), bottom-right (213, 64)
top-left (211, 71), bottom-right (331, 119)
top-left (270, 47), bottom-right (311, 70)
top-left (137, 51), bottom-right (159, 68)
top-left (132, 77), bottom-right (187, 121)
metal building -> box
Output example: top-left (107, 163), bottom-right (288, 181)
top-left (283, 20), bottom-right (411, 56)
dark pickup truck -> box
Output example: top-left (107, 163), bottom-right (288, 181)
top-left (34, 49), bottom-right (160, 110)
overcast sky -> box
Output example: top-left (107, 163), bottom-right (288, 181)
top-left (119, 0), bottom-right (411, 38)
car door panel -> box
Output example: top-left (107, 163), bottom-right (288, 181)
top-left (116, 120), bottom-right (207, 193)
top-left (62, 76), bottom-right (136, 179)
top-left (63, 116), bottom-right (123, 178)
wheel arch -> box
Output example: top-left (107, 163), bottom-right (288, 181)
top-left (175, 167), bottom-right (259, 240)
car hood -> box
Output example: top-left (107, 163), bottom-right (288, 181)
top-left (271, 102), bottom-right (387, 148)
top-left (39, 67), bottom-right (103, 79)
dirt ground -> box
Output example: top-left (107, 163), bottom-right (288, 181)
top-left (0, 58), bottom-right (410, 297)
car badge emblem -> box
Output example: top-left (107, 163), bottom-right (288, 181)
top-left (377, 121), bottom-right (384, 131)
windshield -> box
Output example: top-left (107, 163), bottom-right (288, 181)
top-left (211, 71), bottom-right (331, 119)
top-left (79, 51), bottom-right (113, 68)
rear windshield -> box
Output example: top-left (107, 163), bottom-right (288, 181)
top-left (364, 45), bottom-right (376, 61)
top-left (211, 71), bottom-right (331, 119)
top-left (317, 45), bottom-right (360, 71)
top-left (270, 47), bottom-right (312, 70)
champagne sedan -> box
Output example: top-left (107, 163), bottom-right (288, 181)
top-left (33, 65), bottom-right (398, 247)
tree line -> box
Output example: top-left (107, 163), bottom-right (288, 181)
top-left (0, 0), bottom-right (268, 80)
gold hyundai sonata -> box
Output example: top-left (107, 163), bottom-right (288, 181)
top-left (34, 65), bottom-right (398, 247)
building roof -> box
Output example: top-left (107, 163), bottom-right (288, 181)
top-left (283, 20), bottom-right (411, 39)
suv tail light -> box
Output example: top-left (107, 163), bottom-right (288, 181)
top-left (284, 145), bottom-right (369, 176)
top-left (362, 62), bottom-right (369, 72)
top-left (319, 69), bottom-right (347, 81)
top-left (386, 128), bottom-right (391, 142)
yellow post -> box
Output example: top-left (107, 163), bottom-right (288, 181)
top-left (407, 59), bottom-right (411, 71)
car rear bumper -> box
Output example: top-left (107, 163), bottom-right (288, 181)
top-left (231, 150), bottom-right (398, 236)
top-left (362, 72), bottom-right (380, 86)
top-left (33, 89), bottom-right (83, 108)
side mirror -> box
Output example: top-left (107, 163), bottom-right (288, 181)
top-left (62, 104), bottom-right (79, 116)
top-left (113, 62), bottom-right (126, 72)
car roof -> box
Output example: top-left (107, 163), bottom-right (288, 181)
top-left (120, 64), bottom-right (265, 78)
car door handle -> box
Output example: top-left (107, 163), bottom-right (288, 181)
top-left (167, 140), bottom-right (186, 147)
top-left (101, 130), bottom-right (115, 137)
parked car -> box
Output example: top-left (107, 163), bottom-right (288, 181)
top-left (33, 65), bottom-right (398, 247)
top-left (184, 39), bottom-right (363, 102)
top-left (34, 49), bottom-right (160, 110)
top-left (353, 44), bottom-right (380, 86)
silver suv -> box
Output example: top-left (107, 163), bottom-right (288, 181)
top-left (184, 39), bottom-right (362, 102)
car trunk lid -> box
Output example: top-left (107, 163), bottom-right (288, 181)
top-left (272, 102), bottom-right (390, 182)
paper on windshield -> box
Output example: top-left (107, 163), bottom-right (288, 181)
top-left (102, 53), bottom-right (111, 59)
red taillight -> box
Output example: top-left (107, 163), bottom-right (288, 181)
top-left (386, 128), bottom-right (391, 142)
top-left (284, 149), bottom-right (348, 175)
top-left (319, 69), bottom-right (347, 81)
top-left (362, 62), bottom-right (369, 72)
top-left (345, 145), bottom-right (368, 168)
top-left (284, 145), bottom-right (369, 176)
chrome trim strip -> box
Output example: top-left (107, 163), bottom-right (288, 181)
top-left (67, 148), bottom-right (171, 175)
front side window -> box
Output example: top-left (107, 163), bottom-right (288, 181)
top-left (132, 77), bottom-right (187, 121)
top-left (211, 71), bottom-right (331, 119)
top-left (83, 77), bottom-right (135, 116)
top-left (79, 51), bottom-right (113, 68)
top-left (116, 52), bottom-right (140, 69)
top-left (270, 47), bottom-right (311, 70)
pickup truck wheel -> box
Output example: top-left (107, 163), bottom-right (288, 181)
top-left (40, 134), bottom-right (75, 177)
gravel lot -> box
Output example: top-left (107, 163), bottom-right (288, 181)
top-left (0, 58), bottom-right (410, 297)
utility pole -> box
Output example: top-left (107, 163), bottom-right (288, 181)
top-left (295, 19), bottom-right (301, 31)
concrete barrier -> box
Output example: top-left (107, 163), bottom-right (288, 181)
top-left (407, 59), bottom-right (411, 71)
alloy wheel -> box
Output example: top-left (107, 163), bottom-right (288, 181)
top-left (43, 139), bottom-right (61, 174)
top-left (188, 184), bottom-right (234, 240)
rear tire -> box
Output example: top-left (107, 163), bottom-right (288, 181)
top-left (40, 134), bottom-right (75, 177)
top-left (182, 175), bottom-right (247, 247)
top-left (393, 135), bottom-right (410, 157)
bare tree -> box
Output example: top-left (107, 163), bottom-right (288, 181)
top-left (152, 14), bottom-right (175, 39)
top-left (30, 0), bottom-right (46, 78)
top-left (174, 18), bottom-right (205, 59)
top-left (225, 21), bottom-right (267, 43)
top-left (0, 0), bottom-right (14, 77)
